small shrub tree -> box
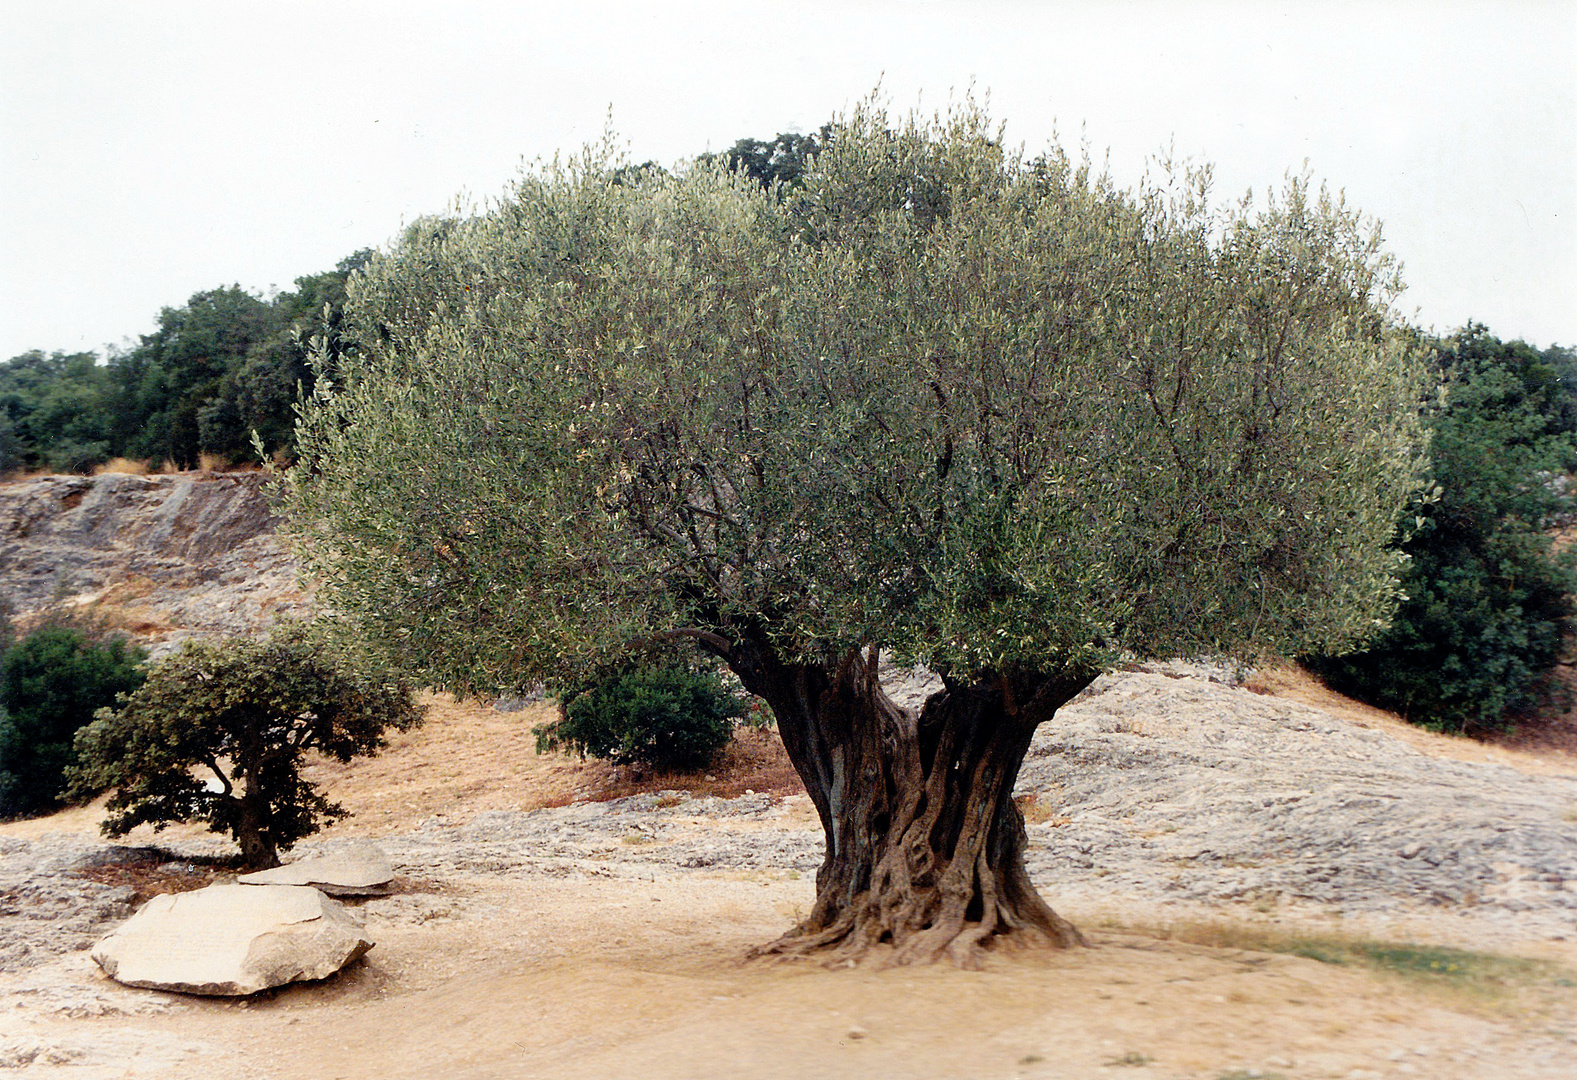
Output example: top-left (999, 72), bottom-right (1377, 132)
top-left (69, 629), bottom-right (423, 868)
top-left (535, 665), bottom-right (743, 772)
top-left (0, 625), bottom-right (146, 818)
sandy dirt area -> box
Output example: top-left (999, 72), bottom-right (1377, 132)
top-left (6, 874), bottom-right (1573, 1080)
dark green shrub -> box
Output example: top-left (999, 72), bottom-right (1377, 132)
top-left (536, 666), bottom-right (744, 772)
top-left (68, 627), bottom-right (424, 868)
top-left (0, 626), bottom-right (146, 818)
top-left (1307, 326), bottom-right (1577, 732)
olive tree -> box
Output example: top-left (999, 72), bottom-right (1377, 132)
top-left (284, 101), bottom-right (1425, 965)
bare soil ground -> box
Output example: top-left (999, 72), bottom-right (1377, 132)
top-left (2, 674), bottom-right (1575, 1079)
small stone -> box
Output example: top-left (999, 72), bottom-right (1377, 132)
top-left (847, 1026), bottom-right (867, 1040)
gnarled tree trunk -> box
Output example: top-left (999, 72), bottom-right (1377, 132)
top-left (726, 637), bottom-right (1094, 967)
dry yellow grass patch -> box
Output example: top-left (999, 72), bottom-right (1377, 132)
top-left (92, 457), bottom-right (151, 475)
top-left (1098, 914), bottom-right (1577, 1017)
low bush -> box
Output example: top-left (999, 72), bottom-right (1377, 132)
top-left (0, 625), bottom-right (146, 818)
top-left (536, 665), bottom-right (744, 772)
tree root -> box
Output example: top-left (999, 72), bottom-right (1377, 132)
top-left (748, 854), bottom-right (1085, 969)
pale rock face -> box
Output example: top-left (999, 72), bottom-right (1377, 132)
top-left (90, 884), bottom-right (372, 996)
top-left (238, 841), bottom-right (396, 896)
top-left (0, 472), bottom-right (309, 657)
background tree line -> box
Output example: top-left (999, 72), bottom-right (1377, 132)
top-left (0, 251), bottom-right (368, 473)
top-left (0, 129), bottom-right (830, 476)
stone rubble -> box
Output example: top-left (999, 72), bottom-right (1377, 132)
top-left (0, 839), bottom-right (142, 971)
top-left (237, 840), bottom-right (395, 896)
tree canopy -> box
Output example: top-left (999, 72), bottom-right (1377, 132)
top-left (70, 628), bottom-right (422, 868)
top-left (288, 103), bottom-right (1423, 691)
top-left (284, 99), bottom-right (1426, 965)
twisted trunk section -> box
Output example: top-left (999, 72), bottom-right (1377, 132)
top-left (725, 635), bottom-right (1093, 967)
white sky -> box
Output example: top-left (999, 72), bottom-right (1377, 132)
top-left (2, 0), bottom-right (1573, 360)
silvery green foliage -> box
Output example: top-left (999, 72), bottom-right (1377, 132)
top-left (283, 99), bottom-right (1425, 697)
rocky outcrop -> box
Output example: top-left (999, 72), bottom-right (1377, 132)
top-left (0, 472), bottom-right (308, 655)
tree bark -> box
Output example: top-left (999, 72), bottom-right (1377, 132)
top-left (726, 637), bottom-right (1094, 967)
top-left (235, 786), bottom-right (279, 869)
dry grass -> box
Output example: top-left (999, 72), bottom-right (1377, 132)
top-left (92, 457), bottom-right (151, 476)
top-left (0, 466), bottom-right (64, 483)
top-left (195, 452), bottom-right (264, 473)
top-left (296, 694), bottom-right (805, 835)
top-left (552, 726), bottom-right (807, 806)
top-left (72, 849), bottom-right (234, 905)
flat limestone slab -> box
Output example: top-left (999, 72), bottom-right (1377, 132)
top-left (91, 884), bottom-right (373, 996)
top-left (238, 842), bottom-right (395, 896)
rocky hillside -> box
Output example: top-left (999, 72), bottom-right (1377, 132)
top-left (0, 472), bottom-right (307, 655)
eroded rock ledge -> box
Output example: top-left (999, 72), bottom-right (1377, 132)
top-left (0, 472), bottom-right (308, 655)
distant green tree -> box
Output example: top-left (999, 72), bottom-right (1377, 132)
top-left (0, 626), bottom-right (145, 818)
top-left (70, 629), bottom-right (423, 868)
top-left (0, 410), bottom-right (19, 475)
top-left (200, 250), bottom-right (373, 462)
top-left (107, 286), bottom-right (283, 468)
top-left (0, 350), bottom-right (113, 472)
top-left (702, 126), bottom-right (830, 193)
top-left (1309, 324), bottom-right (1577, 731)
